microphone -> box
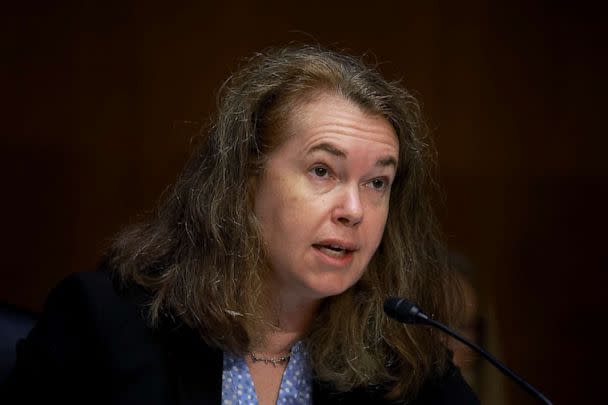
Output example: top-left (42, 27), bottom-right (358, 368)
top-left (384, 297), bottom-right (553, 405)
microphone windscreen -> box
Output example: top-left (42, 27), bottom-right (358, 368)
top-left (383, 297), bottom-right (420, 324)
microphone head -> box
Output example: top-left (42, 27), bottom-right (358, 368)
top-left (383, 297), bottom-right (427, 324)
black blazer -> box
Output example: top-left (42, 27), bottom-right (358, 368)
top-left (1, 272), bottom-right (479, 404)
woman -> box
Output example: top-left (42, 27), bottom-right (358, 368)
top-left (2, 45), bottom-right (478, 404)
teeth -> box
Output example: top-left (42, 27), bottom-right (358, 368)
top-left (316, 245), bottom-right (349, 257)
top-left (319, 246), bottom-right (346, 257)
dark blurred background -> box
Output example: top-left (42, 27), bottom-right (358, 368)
top-left (2, 1), bottom-right (606, 403)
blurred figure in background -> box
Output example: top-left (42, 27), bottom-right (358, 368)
top-left (448, 252), bottom-right (506, 404)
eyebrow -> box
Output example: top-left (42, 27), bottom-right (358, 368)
top-left (377, 155), bottom-right (398, 168)
top-left (307, 142), bottom-right (397, 168)
top-left (308, 143), bottom-right (346, 158)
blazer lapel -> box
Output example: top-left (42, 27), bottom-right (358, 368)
top-left (163, 322), bottom-right (223, 405)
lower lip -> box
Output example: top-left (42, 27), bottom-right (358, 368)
top-left (312, 246), bottom-right (355, 267)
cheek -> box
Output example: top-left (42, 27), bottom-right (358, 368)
top-left (277, 193), bottom-right (322, 239)
top-left (274, 174), bottom-right (321, 216)
top-left (367, 206), bottom-right (390, 249)
top-left (256, 178), bottom-right (311, 240)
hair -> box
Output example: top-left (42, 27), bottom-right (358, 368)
top-left (106, 44), bottom-right (460, 400)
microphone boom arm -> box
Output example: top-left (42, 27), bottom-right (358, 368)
top-left (384, 297), bottom-right (553, 405)
top-left (424, 317), bottom-right (552, 405)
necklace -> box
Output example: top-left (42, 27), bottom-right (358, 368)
top-left (248, 351), bottom-right (291, 367)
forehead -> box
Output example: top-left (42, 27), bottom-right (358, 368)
top-left (282, 93), bottom-right (399, 154)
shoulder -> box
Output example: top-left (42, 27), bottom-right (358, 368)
top-left (2, 271), bottom-right (172, 403)
top-left (34, 270), bottom-right (165, 360)
top-left (43, 271), bottom-right (121, 314)
top-left (44, 270), bottom-right (144, 309)
top-left (29, 271), bottom-right (149, 344)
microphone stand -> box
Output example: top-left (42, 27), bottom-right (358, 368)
top-left (384, 297), bottom-right (553, 405)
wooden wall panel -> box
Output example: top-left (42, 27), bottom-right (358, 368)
top-left (3, 1), bottom-right (605, 403)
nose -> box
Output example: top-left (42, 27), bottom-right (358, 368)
top-left (332, 184), bottom-right (363, 227)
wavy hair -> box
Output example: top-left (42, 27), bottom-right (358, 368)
top-left (106, 44), bottom-right (460, 400)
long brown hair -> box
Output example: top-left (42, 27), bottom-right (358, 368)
top-left (106, 44), bottom-right (459, 400)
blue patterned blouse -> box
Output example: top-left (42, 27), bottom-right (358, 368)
top-left (221, 341), bottom-right (312, 404)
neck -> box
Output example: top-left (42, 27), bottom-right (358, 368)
top-left (253, 294), bottom-right (321, 355)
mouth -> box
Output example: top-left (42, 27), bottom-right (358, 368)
top-left (312, 241), bottom-right (358, 258)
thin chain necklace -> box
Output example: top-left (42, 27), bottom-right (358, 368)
top-left (248, 351), bottom-right (291, 367)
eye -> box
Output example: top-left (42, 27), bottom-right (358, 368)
top-left (367, 178), bottom-right (388, 191)
top-left (311, 166), bottom-right (329, 178)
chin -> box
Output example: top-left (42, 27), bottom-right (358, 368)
top-left (306, 278), bottom-right (358, 300)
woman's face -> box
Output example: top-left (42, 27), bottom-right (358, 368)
top-left (253, 93), bottom-right (399, 306)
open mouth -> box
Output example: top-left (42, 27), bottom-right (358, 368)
top-left (312, 244), bottom-right (353, 258)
